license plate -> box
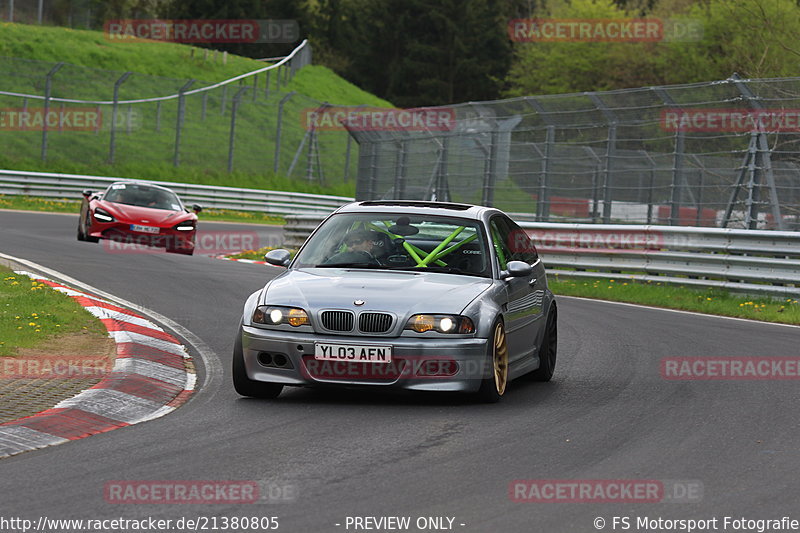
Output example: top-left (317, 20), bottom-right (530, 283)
top-left (130, 224), bottom-right (159, 234)
top-left (314, 343), bottom-right (392, 363)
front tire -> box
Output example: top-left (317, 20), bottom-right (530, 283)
top-left (476, 321), bottom-right (508, 403)
top-left (79, 214), bottom-right (99, 243)
top-left (232, 328), bottom-right (283, 399)
top-left (77, 216), bottom-right (86, 241)
top-left (530, 306), bottom-right (557, 382)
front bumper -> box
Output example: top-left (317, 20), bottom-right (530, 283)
top-left (89, 222), bottom-right (195, 251)
top-left (241, 325), bottom-right (491, 392)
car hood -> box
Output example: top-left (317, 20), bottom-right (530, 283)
top-left (263, 268), bottom-right (492, 315)
top-left (98, 201), bottom-right (189, 225)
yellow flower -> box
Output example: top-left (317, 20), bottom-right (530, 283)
top-left (28, 322), bottom-right (36, 326)
top-left (706, 297), bottom-right (712, 301)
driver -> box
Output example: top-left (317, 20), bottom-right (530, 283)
top-left (324, 229), bottom-right (383, 265)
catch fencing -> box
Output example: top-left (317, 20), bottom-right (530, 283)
top-left (0, 39), bottom-right (360, 185)
top-left (349, 75), bottom-right (800, 231)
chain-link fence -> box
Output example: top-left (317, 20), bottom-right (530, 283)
top-left (0, 40), bottom-right (360, 187)
top-left (350, 75), bottom-right (800, 230)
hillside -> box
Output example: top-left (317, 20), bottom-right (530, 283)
top-left (0, 23), bottom-right (392, 195)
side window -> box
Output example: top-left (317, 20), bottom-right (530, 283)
top-left (489, 217), bottom-right (513, 270)
top-left (491, 216), bottom-right (538, 268)
top-left (508, 220), bottom-right (538, 264)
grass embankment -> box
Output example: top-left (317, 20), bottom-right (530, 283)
top-left (549, 275), bottom-right (800, 325)
top-left (0, 267), bottom-right (108, 357)
top-left (0, 23), bottom-right (391, 195)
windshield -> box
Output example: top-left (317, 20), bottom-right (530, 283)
top-left (103, 183), bottom-right (183, 211)
top-left (293, 213), bottom-right (491, 277)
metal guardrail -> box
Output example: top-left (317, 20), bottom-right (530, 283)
top-left (520, 223), bottom-right (800, 297)
top-left (0, 169), bottom-right (353, 216)
top-left (3, 169), bottom-right (796, 296)
top-left (281, 216), bottom-right (800, 297)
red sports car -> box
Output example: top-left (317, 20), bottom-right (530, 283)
top-left (77, 181), bottom-right (202, 255)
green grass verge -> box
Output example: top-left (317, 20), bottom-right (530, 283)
top-left (0, 267), bottom-right (108, 356)
top-left (549, 275), bottom-right (800, 325)
top-left (0, 195), bottom-right (287, 225)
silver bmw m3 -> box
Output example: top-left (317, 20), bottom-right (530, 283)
top-left (233, 201), bottom-right (557, 402)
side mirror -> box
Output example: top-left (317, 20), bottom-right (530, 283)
top-left (265, 249), bottom-right (291, 267)
top-left (500, 260), bottom-right (533, 280)
top-left (82, 189), bottom-right (93, 199)
top-left (192, 204), bottom-right (203, 214)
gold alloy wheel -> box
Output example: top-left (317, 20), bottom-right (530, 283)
top-left (493, 323), bottom-right (509, 395)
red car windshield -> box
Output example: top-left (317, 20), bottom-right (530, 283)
top-left (103, 184), bottom-right (182, 211)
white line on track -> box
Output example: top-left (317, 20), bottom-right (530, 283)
top-left (558, 294), bottom-right (800, 329)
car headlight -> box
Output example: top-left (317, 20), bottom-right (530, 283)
top-left (93, 207), bottom-right (114, 222)
top-left (405, 314), bottom-right (475, 334)
top-left (253, 306), bottom-right (310, 327)
top-left (174, 222), bottom-right (195, 231)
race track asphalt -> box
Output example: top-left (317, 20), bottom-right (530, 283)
top-left (1, 210), bottom-right (798, 532)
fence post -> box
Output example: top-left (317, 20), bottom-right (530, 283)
top-left (695, 167), bottom-right (705, 226)
top-left (108, 71), bottom-right (132, 163)
top-left (731, 74), bottom-right (785, 230)
top-left (483, 131), bottom-right (499, 207)
top-left (537, 125), bottom-right (555, 221)
top-left (588, 93), bottom-right (618, 224)
top-left (201, 92), bottom-right (207, 121)
top-left (228, 87), bottom-right (250, 173)
top-left (273, 91), bottom-right (295, 174)
top-left (435, 137), bottom-right (451, 202)
top-left (173, 79), bottom-right (195, 168)
top-left (265, 71), bottom-right (271, 99)
top-left (41, 62), bottom-right (64, 162)
top-left (393, 141), bottom-right (407, 199)
top-left (653, 87), bottom-right (688, 226)
top-left (252, 73), bottom-right (258, 103)
top-left (368, 142), bottom-right (379, 200)
top-left (343, 134), bottom-right (353, 182)
top-left (641, 150), bottom-right (657, 224)
top-left (8, 0), bottom-right (13, 22)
